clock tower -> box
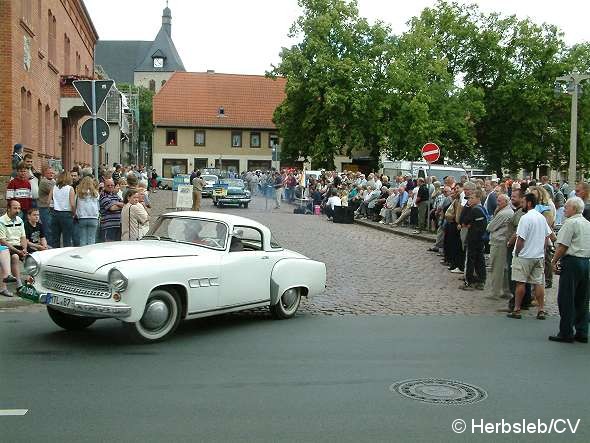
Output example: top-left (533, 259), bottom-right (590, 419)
top-left (132, 3), bottom-right (186, 92)
top-left (95, 2), bottom-right (186, 93)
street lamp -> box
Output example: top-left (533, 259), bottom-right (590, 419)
top-left (555, 70), bottom-right (590, 185)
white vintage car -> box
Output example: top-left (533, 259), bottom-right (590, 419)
top-left (21, 212), bottom-right (326, 342)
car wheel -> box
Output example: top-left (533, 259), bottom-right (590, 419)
top-left (270, 288), bottom-right (301, 319)
top-left (47, 306), bottom-right (96, 330)
top-left (243, 203), bottom-right (249, 209)
top-left (125, 289), bottom-right (182, 343)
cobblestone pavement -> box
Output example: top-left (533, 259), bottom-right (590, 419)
top-left (1, 190), bottom-right (558, 316)
top-left (149, 190), bottom-right (559, 317)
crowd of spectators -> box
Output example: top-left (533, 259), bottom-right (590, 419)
top-left (0, 153), bottom-right (153, 297)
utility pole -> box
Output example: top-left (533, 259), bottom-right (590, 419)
top-left (556, 70), bottom-right (590, 185)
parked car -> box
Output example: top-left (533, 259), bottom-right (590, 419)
top-left (201, 174), bottom-right (218, 198)
top-left (212, 178), bottom-right (251, 208)
top-left (19, 212), bottom-right (327, 342)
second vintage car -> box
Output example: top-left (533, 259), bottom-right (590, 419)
top-left (19, 212), bottom-right (326, 343)
top-left (212, 178), bottom-right (251, 208)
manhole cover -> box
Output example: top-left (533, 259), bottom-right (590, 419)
top-left (390, 378), bottom-right (487, 405)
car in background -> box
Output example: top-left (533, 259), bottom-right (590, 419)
top-left (19, 212), bottom-right (326, 342)
top-left (212, 178), bottom-right (251, 208)
top-left (201, 174), bottom-right (219, 198)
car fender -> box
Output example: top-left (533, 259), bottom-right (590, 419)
top-left (270, 258), bottom-right (326, 305)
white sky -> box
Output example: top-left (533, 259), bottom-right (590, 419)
top-left (85, 0), bottom-right (590, 75)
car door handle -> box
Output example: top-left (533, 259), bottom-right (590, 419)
top-left (261, 256), bottom-right (269, 260)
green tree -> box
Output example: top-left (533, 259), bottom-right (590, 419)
top-left (270, 0), bottom-right (394, 169)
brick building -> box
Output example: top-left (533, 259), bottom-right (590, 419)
top-left (0, 0), bottom-right (98, 202)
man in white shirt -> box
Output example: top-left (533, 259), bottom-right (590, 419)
top-left (0, 200), bottom-right (28, 288)
top-left (325, 190), bottom-right (342, 221)
top-left (507, 193), bottom-right (554, 320)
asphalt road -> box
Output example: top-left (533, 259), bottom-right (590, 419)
top-left (1, 312), bottom-right (588, 442)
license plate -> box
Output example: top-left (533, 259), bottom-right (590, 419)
top-left (44, 293), bottom-right (74, 309)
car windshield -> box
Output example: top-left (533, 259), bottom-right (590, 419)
top-left (144, 216), bottom-right (228, 250)
top-left (219, 179), bottom-right (244, 187)
top-left (202, 175), bottom-right (217, 183)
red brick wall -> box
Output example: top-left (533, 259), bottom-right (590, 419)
top-left (0, 0), bottom-right (97, 180)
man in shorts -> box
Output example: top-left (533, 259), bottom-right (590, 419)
top-left (507, 193), bottom-right (553, 320)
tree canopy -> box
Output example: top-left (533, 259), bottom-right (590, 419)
top-left (271, 0), bottom-right (590, 176)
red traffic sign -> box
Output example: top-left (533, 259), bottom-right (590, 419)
top-left (421, 143), bottom-right (440, 164)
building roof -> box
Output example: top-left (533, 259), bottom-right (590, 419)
top-left (94, 5), bottom-right (184, 84)
top-left (134, 26), bottom-right (185, 73)
top-left (153, 72), bottom-right (287, 129)
top-left (95, 40), bottom-right (152, 83)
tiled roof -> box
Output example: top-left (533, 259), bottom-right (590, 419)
top-left (153, 72), bottom-right (286, 129)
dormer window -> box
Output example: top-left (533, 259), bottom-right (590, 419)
top-left (153, 57), bottom-right (164, 68)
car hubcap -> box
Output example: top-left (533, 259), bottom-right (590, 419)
top-left (281, 289), bottom-right (298, 310)
top-left (141, 300), bottom-right (170, 331)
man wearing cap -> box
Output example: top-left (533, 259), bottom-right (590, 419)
top-left (549, 197), bottom-right (590, 343)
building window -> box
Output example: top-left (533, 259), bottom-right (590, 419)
top-left (20, 88), bottom-right (27, 144)
top-left (194, 130), bottom-right (205, 146)
top-left (75, 52), bottom-right (80, 74)
top-left (149, 79), bottom-right (156, 92)
top-left (231, 131), bottom-right (242, 148)
top-left (194, 158), bottom-right (207, 170)
top-left (84, 65), bottom-right (89, 77)
top-left (37, 101), bottom-right (43, 153)
top-left (250, 132), bottom-right (261, 148)
top-left (269, 133), bottom-right (279, 148)
top-left (63, 34), bottom-right (70, 74)
top-left (161, 80), bottom-right (166, 87)
top-left (45, 105), bottom-right (50, 155)
top-left (162, 159), bottom-right (187, 178)
top-left (48, 11), bottom-right (56, 62)
top-left (166, 130), bottom-right (177, 146)
top-left (22, 0), bottom-right (33, 25)
top-left (54, 111), bottom-right (59, 154)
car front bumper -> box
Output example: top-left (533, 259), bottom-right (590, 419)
top-left (20, 285), bottom-right (132, 319)
top-left (216, 196), bottom-right (251, 204)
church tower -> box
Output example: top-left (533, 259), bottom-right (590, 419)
top-left (132, 2), bottom-right (186, 92)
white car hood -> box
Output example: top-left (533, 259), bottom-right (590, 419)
top-left (43, 240), bottom-right (213, 274)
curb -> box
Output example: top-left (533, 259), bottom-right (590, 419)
top-left (354, 219), bottom-right (437, 243)
top-left (0, 297), bottom-right (35, 310)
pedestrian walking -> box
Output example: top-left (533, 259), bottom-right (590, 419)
top-left (548, 197), bottom-right (590, 343)
top-left (273, 172), bottom-right (283, 209)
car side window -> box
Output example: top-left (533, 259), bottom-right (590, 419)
top-left (231, 226), bottom-right (262, 252)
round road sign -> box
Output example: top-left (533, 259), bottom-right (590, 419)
top-left (80, 118), bottom-right (110, 146)
top-left (421, 143), bottom-right (440, 164)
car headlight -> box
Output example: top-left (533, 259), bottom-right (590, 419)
top-left (108, 268), bottom-right (128, 292)
top-left (24, 255), bottom-right (40, 276)
top-left (245, 190), bottom-right (251, 197)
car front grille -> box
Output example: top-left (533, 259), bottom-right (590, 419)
top-left (42, 271), bottom-right (111, 299)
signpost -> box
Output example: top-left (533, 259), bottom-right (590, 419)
top-left (80, 118), bottom-right (109, 145)
top-left (73, 80), bottom-right (115, 178)
top-left (421, 143), bottom-right (440, 232)
top-left (421, 142), bottom-right (440, 164)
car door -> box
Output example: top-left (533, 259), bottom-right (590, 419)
top-left (219, 226), bottom-right (276, 308)
top-left (186, 256), bottom-right (221, 314)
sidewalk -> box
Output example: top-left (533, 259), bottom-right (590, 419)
top-left (352, 218), bottom-right (437, 243)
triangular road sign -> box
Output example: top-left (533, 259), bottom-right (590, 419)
top-left (72, 80), bottom-right (114, 114)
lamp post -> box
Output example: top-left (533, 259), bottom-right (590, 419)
top-left (555, 70), bottom-right (590, 185)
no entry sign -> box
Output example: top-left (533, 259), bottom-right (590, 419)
top-left (421, 143), bottom-right (440, 164)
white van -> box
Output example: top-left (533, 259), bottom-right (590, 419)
top-left (382, 160), bottom-right (467, 183)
